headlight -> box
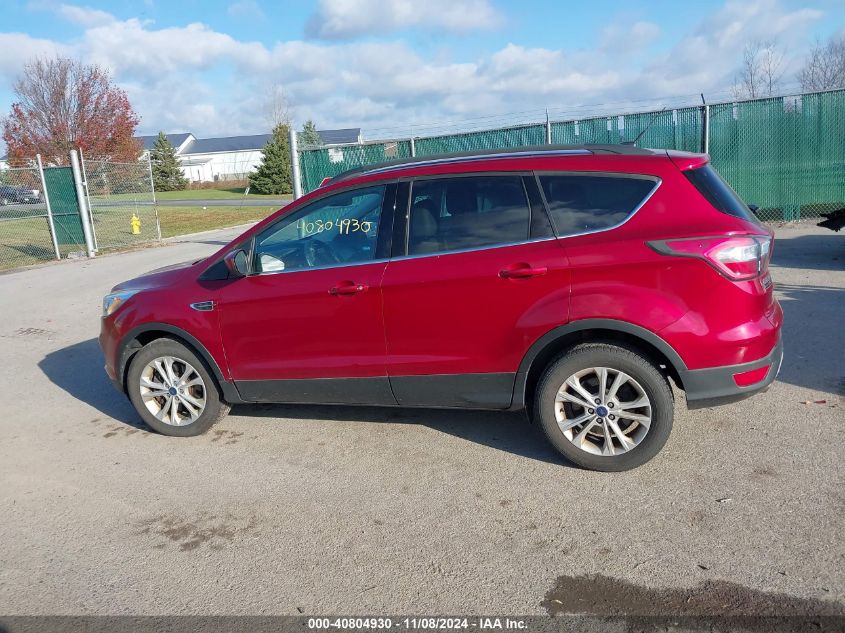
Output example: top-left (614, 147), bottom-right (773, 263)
top-left (102, 290), bottom-right (139, 317)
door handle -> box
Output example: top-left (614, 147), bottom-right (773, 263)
top-left (329, 282), bottom-right (368, 295)
top-left (499, 264), bottom-right (548, 279)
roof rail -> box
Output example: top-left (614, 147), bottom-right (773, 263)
top-left (324, 143), bottom-right (655, 186)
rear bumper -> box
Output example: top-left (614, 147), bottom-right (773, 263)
top-left (682, 338), bottom-right (783, 409)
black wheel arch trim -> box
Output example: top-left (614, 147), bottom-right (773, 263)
top-left (509, 318), bottom-right (689, 410)
top-left (116, 322), bottom-right (245, 403)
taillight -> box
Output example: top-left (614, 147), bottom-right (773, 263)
top-left (648, 235), bottom-right (772, 281)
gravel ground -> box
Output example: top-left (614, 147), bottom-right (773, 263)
top-left (0, 223), bottom-right (842, 616)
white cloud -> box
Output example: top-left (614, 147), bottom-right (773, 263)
top-left (1, 0), bottom-right (830, 142)
top-left (227, 0), bottom-right (264, 19)
top-left (305, 0), bottom-right (503, 39)
top-left (641, 0), bottom-right (822, 98)
top-left (600, 21), bottom-right (660, 53)
top-left (0, 33), bottom-right (68, 80)
top-left (56, 3), bottom-right (115, 27)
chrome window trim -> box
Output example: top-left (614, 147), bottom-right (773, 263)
top-left (249, 172), bottom-right (662, 271)
top-left (391, 237), bottom-right (558, 262)
top-left (250, 257), bottom-right (391, 277)
top-left (534, 171), bottom-right (662, 241)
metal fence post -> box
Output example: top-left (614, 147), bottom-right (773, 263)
top-left (701, 93), bottom-right (710, 155)
top-left (146, 152), bottom-right (162, 241)
top-left (69, 150), bottom-right (96, 258)
top-left (410, 137), bottom-right (416, 157)
top-left (36, 154), bottom-right (61, 260)
top-left (78, 148), bottom-right (98, 251)
top-left (545, 109), bottom-right (552, 144)
top-left (289, 127), bottom-right (303, 200)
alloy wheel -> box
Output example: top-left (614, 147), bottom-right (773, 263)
top-left (138, 356), bottom-right (207, 426)
top-left (554, 366), bottom-right (652, 456)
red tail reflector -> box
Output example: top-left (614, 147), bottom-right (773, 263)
top-left (733, 365), bottom-right (770, 387)
top-left (648, 235), bottom-right (772, 281)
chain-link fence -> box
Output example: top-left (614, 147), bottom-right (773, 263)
top-left (0, 152), bottom-right (161, 271)
top-left (0, 164), bottom-right (60, 270)
top-left (82, 154), bottom-right (160, 251)
top-left (298, 88), bottom-right (845, 223)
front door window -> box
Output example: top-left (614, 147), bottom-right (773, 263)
top-left (254, 185), bottom-right (385, 273)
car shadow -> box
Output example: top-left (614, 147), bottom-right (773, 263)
top-left (770, 233), bottom-right (845, 272)
top-left (234, 402), bottom-right (567, 466)
top-left (773, 282), bottom-right (845, 396)
top-left (39, 338), bottom-right (567, 466)
top-left (38, 338), bottom-right (145, 428)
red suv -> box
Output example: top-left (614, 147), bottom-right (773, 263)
top-left (99, 145), bottom-right (783, 471)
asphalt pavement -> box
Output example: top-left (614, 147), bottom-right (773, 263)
top-left (0, 223), bottom-right (842, 616)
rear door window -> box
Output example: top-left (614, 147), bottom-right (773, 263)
top-left (408, 176), bottom-right (530, 255)
top-left (538, 174), bottom-right (657, 236)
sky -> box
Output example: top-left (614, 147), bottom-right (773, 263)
top-left (0, 0), bottom-right (844, 143)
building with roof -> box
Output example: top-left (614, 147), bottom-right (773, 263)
top-left (136, 128), bottom-right (362, 183)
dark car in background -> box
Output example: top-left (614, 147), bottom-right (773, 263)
top-left (0, 185), bottom-right (42, 205)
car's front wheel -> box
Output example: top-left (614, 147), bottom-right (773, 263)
top-left (535, 342), bottom-right (674, 471)
top-left (126, 338), bottom-right (230, 436)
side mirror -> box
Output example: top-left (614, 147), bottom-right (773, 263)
top-left (224, 250), bottom-right (249, 278)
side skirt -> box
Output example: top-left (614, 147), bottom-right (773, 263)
top-left (233, 372), bottom-right (517, 410)
top-left (390, 373), bottom-right (515, 409)
top-left (235, 376), bottom-right (395, 405)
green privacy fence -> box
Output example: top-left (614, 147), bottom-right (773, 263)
top-left (42, 166), bottom-right (85, 246)
top-left (298, 89), bottom-right (845, 222)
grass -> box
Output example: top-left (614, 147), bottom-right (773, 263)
top-left (155, 188), bottom-right (289, 201)
top-left (157, 205), bottom-right (277, 238)
top-left (0, 205), bottom-right (277, 271)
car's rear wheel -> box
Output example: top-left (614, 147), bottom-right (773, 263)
top-left (126, 338), bottom-right (230, 436)
top-left (535, 342), bottom-right (673, 471)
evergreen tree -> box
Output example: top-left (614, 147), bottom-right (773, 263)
top-left (150, 132), bottom-right (188, 191)
top-left (298, 119), bottom-right (322, 147)
top-left (249, 123), bottom-right (292, 195)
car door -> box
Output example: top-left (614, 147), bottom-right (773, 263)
top-left (381, 173), bottom-right (570, 408)
top-left (217, 183), bottom-right (397, 405)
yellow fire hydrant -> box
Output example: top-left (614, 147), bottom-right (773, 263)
top-left (130, 214), bottom-right (141, 235)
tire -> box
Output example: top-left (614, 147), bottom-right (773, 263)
top-left (126, 338), bottom-right (230, 437)
top-left (534, 342), bottom-right (673, 471)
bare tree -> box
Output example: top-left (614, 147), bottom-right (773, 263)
top-left (733, 41), bottom-right (786, 99)
top-left (264, 83), bottom-right (291, 128)
top-left (799, 36), bottom-right (845, 92)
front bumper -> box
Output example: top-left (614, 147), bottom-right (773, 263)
top-left (99, 316), bottom-right (124, 393)
top-left (682, 338), bottom-right (783, 409)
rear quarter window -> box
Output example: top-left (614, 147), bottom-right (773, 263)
top-left (684, 164), bottom-right (760, 224)
top-left (538, 174), bottom-right (657, 236)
